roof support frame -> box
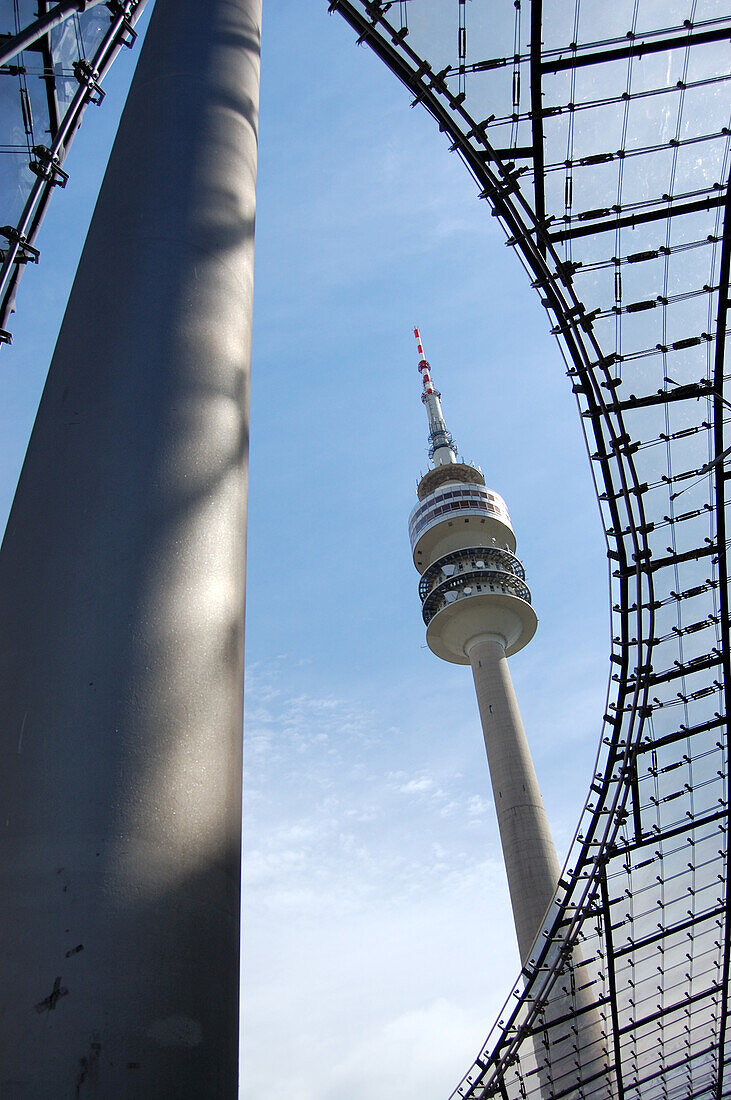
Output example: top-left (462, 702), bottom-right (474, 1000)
top-left (0, 0), bottom-right (108, 69)
top-left (529, 0), bottom-right (545, 251)
top-left (0, 0), bottom-right (146, 338)
top-left (711, 170), bottom-right (731, 1100)
top-left (599, 861), bottom-right (626, 1099)
top-left (327, 4), bottom-right (731, 1096)
top-left (549, 195), bottom-right (727, 244)
top-left (540, 23), bottom-right (731, 75)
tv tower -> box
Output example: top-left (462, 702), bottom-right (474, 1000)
top-left (408, 328), bottom-right (560, 965)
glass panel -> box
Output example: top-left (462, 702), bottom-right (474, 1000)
top-left (0, 0), bottom-right (145, 333)
top-left (335, 2), bottom-right (731, 1097)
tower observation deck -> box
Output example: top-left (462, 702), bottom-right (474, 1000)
top-left (409, 328), bottom-right (559, 965)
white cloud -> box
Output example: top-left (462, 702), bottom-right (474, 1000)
top-left (322, 999), bottom-right (491, 1100)
top-left (398, 776), bottom-right (438, 795)
top-left (242, 657), bottom-right (523, 1097)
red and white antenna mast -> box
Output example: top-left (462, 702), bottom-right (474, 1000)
top-left (413, 327), bottom-right (457, 466)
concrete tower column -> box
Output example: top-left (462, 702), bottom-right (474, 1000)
top-left (409, 328), bottom-right (555, 965)
top-left (408, 331), bottom-right (615, 1096)
top-left (466, 634), bottom-right (559, 965)
top-left (0, 0), bottom-right (260, 1094)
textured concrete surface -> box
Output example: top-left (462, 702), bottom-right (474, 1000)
top-left (0, 0), bottom-right (260, 1093)
top-left (466, 635), bottom-right (560, 965)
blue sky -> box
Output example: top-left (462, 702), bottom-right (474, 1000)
top-left (0, 3), bottom-right (609, 1097)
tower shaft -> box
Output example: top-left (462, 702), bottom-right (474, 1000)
top-left (409, 338), bottom-right (615, 1096)
top-left (409, 335), bottom-right (553, 962)
top-left (0, 0), bottom-right (260, 1093)
top-left (467, 636), bottom-right (559, 964)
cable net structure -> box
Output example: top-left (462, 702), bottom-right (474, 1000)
top-left (329, 2), bottom-right (731, 1098)
top-left (0, 0), bottom-right (147, 344)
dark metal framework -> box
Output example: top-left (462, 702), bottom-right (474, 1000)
top-left (329, 2), bottom-right (731, 1097)
top-left (1, 0), bottom-right (730, 1094)
top-left (0, 0), bottom-right (147, 344)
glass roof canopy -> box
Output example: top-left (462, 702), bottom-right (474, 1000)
top-left (330, 2), bottom-right (731, 1098)
top-left (1, 0), bottom-right (730, 1094)
top-left (0, 0), bottom-right (147, 343)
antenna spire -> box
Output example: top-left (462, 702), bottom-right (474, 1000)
top-left (413, 327), bottom-right (457, 466)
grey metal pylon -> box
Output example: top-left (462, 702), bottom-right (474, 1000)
top-left (0, 0), bottom-right (260, 1093)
